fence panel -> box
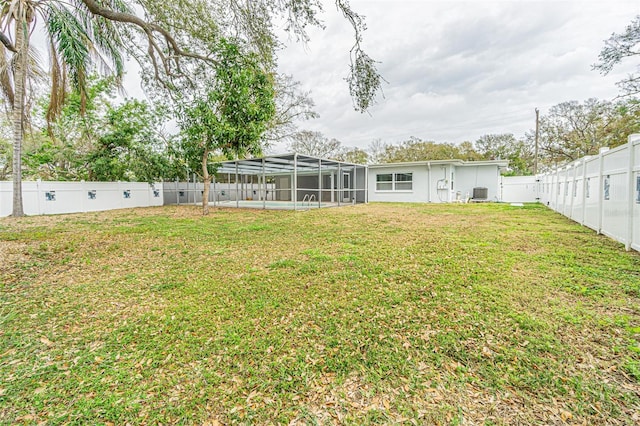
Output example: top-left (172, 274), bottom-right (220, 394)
top-left (583, 156), bottom-right (600, 231)
top-left (632, 139), bottom-right (640, 251)
top-left (500, 176), bottom-right (538, 202)
top-left (0, 181), bottom-right (163, 217)
top-left (520, 135), bottom-right (640, 252)
top-left (570, 161), bottom-right (584, 224)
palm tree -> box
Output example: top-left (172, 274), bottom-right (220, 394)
top-left (1, 0), bottom-right (126, 216)
top-left (0, 0), bottom-right (381, 217)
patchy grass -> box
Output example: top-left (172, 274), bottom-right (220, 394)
top-left (1, 203), bottom-right (639, 425)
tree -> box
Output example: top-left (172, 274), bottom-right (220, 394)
top-left (11, 76), bottom-right (170, 181)
top-left (177, 39), bottom-right (275, 215)
top-left (262, 74), bottom-right (319, 147)
top-left (25, 76), bottom-right (117, 180)
top-left (375, 137), bottom-right (463, 163)
top-left (458, 141), bottom-right (483, 161)
top-left (367, 138), bottom-right (388, 164)
top-left (601, 98), bottom-right (640, 147)
top-left (1, 0), bottom-right (127, 216)
top-left (536, 99), bottom-right (616, 165)
top-left (595, 15), bottom-right (640, 96)
top-left (0, 137), bottom-right (9, 180)
top-left (86, 100), bottom-right (170, 182)
top-left (475, 134), bottom-right (518, 160)
top-left (475, 134), bottom-right (533, 175)
top-left (1, 0), bottom-right (383, 216)
top-left (289, 130), bottom-right (344, 159)
top-left (335, 147), bottom-right (369, 164)
top-left (0, 110), bottom-right (11, 180)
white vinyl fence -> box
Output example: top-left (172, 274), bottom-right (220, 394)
top-left (0, 181), bottom-right (163, 217)
top-left (501, 175), bottom-right (539, 203)
top-left (163, 180), bottom-right (276, 205)
top-left (534, 134), bottom-right (639, 252)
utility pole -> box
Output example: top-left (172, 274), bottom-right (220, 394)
top-left (534, 108), bottom-right (540, 175)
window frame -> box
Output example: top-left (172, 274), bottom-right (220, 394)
top-left (375, 172), bottom-right (413, 192)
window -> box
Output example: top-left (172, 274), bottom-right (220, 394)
top-left (376, 173), bottom-right (393, 191)
top-left (603, 175), bottom-right (610, 201)
top-left (376, 172), bottom-right (413, 191)
top-left (395, 173), bottom-right (413, 190)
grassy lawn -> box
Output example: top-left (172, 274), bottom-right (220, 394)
top-left (1, 203), bottom-right (639, 425)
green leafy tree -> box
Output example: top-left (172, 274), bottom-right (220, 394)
top-left (595, 15), bottom-right (640, 96)
top-left (1, 0), bottom-right (382, 216)
top-left (23, 76), bottom-right (116, 180)
top-left (87, 100), bottom-right (170, 182)
top-left (376, 137), bottom-right (464, 163)
top-left (601, 99), bottom-right (640, 147)
top-left (536, 99), bottom-right (616, 165)
top-left (17, 77), bottom-right (169, 182)
top-left (474, 133), bottom-right (533, 175)
top-left (0, 137), bottom-right (10, 180)
top-left (177, 39), bottom-right (276, 215)
top-left (335, 147), bottom-right (369, 164)
top-left (458, 141), bottom-right (483, 161)
top-left (1, 0), bottom-right (127, 216)
top-left (0, 110), bottom-right (11, 179)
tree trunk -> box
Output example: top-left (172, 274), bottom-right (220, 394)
top-left (201, 148), bottom-right (210, 215)
top-left (11, 16), bottom-right (28, 217)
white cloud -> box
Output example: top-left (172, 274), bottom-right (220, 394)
top-left (275, 0), bottom-right (640, 152)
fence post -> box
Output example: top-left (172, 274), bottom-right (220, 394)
top-left (564, 166), bottom-right (569, 214)
top-left (581, 157), bottom-right (588, 226)
top-left (597, 148), bottom-right (608, 235)
top-left (81, 180), bottom-right (86, 213)
top-left (36, 179), bottom-right (42, 215)
top-left (570, 163), bottom-right (577, 218)
top-left (176, 178), bottom-right (180, 205)
top-left (626, 135), bottom-right (637, 251)
top-left (555, 167), bottom-right (560, 211)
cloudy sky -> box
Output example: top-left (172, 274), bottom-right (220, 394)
top-left (272, 0), bottom-right (640, 153)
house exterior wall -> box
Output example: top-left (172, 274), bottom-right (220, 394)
top-left (456, 165), bottom-right (501, 201)
top-left (368, 165), bottom-right (431, 203)
top-left (368, 163), bottom-right (503, 203)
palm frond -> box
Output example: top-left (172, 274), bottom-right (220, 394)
top-left (46, 38), bottom-right (64, 127)
top-left (0, 46), bottom-right (15, 108)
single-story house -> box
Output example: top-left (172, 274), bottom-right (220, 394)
top-left (202, 155), bottom-right (508, 209)
top-left (368, 159), bottom-right (509, 203)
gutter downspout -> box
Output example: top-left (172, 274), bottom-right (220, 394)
top-left (427, 162), bottom-right (431, 203)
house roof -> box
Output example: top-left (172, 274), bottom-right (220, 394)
top-left (367, 159), bottom-right (509, 169)
top-left (215, 153), bottom-right (365, 176)
top-left (214, 153), bottom-right (508, 176)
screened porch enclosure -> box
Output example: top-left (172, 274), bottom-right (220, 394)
top-left (213, 154), bottom-right (368, 209)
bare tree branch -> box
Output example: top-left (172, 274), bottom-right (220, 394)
top-left (79, 0), bottom-right (216, 85)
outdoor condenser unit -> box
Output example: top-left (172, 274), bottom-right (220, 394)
top-left (473, 187), bottom-right (488, 200)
